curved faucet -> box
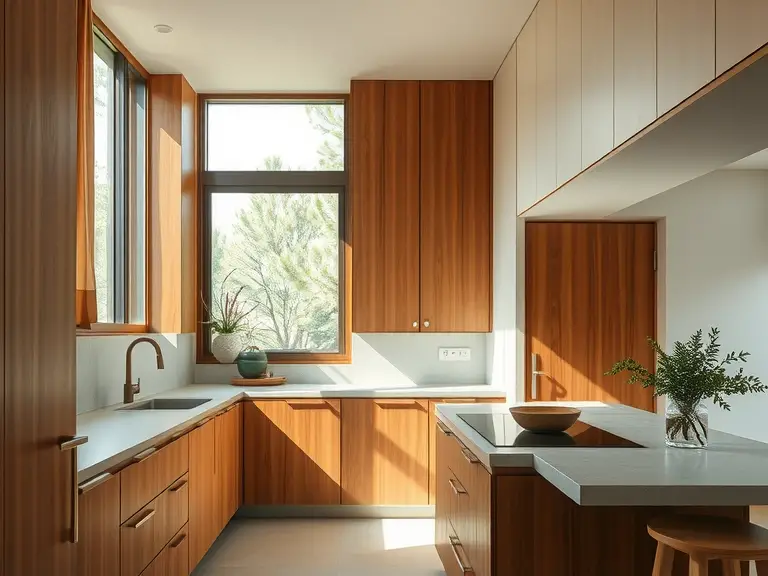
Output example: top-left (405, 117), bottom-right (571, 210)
top-left (125, 337), bottom-right (165, 404)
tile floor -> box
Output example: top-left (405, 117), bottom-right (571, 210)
top-left (192, 518), bottom-right (446, 576)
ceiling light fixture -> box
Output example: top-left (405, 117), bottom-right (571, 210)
top-left (154, 24), bottom-right (173, 34)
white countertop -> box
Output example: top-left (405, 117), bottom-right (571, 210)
top-left (76, 383), bottom-right (505, 483)
top-left (436, 402), bottom-right (768, 507)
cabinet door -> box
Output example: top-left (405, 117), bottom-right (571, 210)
top-left (657, 0), bottom-right (715, 115)
top-left (536, 0), bottom-right (557, 200)
top-left (351, 80), bottom-right (420, 332)
top-left (243, 400), bottom-right (287, 505)
top-left (189, 420), bottom-right (216, 571)
top-left (556, 0), bottom-right (582, 187)
top-left (470, 466), bottom-right (492, 576)
top-left (614, 0), bottom-right (657, 145)
top-left (283, 399), bottom-right (341, 505)
top-left (77, 473), bottom-right (121, 576)
top-left (581, 0), bottom-right (614, 168)
top-left (420, 81), bottom-right (492, 333)
top-left (341, 399), bottom-right (429, 505)
top-left (428, 399), bottom-right (475, 505)
top-left (214, 407), bottom-right (241, 532)
top-left (517, 13), bottom-right (537, 212)
top-left (716, 0), bottom-right (768, 75)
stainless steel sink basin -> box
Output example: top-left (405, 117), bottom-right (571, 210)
top-left (118, 398), bottom-right (212, 411)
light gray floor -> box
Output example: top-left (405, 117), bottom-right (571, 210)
top-left (192, 518), bottom-right (446, 576)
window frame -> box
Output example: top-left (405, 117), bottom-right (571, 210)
top-left (79, 22), bottom-right (150, 336)
top-left (196, 94), bottom-right (351, 364)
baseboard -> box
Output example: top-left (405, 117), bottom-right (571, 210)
top-left (236, 505), bottom-right (436, 519)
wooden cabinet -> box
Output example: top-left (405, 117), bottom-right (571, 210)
top-left (556, 0), bottom-right (582, 187)
top-left (716, 0), bottom-right (768, 75)
top-left (341, 399), bottom-right (430, 505)
top-left (351, 80), bottom-right (420, 333)
top-left (420, 81), bottom-right (492, 333)
top-left (657, 0), bottom-right (715, 116)
top-left (516, 12), bottom-right (537, 212)
top-left (77, 473), bottom-right (121, 576)
top-left (614, 0), bottom-right (657, 145)
top-left (189, 419), bottom-right (216, 571)
top-left (244, 400), bottom-right (341, 506)
top-left (536, 0), bottom-right (557, 200)
top-left (139, 524), bottom-right (188, 576)
top-left (216, 403), bottom-right (242, 529)
top-left (581, 0), bottom-right (614, 168)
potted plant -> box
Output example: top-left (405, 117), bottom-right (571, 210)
top-left (606, 328), bottom-right (765, 449)
top-left (202, 271), bottom-right (256, 364)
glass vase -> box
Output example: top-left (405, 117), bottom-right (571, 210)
top-left (665, 399), bottom-right (708, 449)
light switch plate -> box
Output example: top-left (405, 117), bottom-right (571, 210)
top-left (438, 347), bottom-right (471, 362)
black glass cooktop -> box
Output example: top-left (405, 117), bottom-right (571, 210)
top-left (458, 413), bottom-right (643, 448)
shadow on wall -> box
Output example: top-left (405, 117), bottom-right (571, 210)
top-left (195, 333), bottom-right (488, 387)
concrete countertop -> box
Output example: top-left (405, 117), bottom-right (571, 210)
top-left (76, 382), bottom-right (506, 483)
top-left (436, 401), bottom-right (768, 507)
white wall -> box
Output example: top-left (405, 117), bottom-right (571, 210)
top-left (617, 170), bottom-right (768, 441)
top-left (77, 333), bottom-right (195, 414)
top-left (196, 333), bottom-right (488, 386)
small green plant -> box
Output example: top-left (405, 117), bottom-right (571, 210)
top-left (202, 270), bottom-right (257, 335)
top-left (606, 328), bottom-right (765, 445)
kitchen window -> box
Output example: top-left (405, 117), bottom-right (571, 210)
top-left (199, 98), bottom-right (350, 363)
top-left (92, 30), bottom-right (147, 328)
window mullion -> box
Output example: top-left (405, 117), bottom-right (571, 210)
top-left (113, 53), bottom-right (128, 323)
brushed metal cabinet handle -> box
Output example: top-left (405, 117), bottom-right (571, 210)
top-left (131, 508), bottom-right (156, 529)
top-left (60, 435), bottom-right (88, 544)
top-left (461, 447), bottom-right (480, 465)
top-left (448, 478), bottom-right (467, 495)
top-left (78, 472), bottom-right (112, 495)
top-left (449, 536), bottom-right (474, 574)
top-left (436, 420), bottom-right (454, 437)
top-left (132, 446), bottom-right (156, 462)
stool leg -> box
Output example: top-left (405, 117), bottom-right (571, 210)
top-left (721, 559), bottom-right (741, 576)
top-left (689, 555), bottom-right (709, 576)
top-left (756, 560), bottom-right (768, 576)
top-left (652, 542), bottom-right (675, 576)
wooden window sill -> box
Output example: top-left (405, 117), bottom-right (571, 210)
top-left (77, 323), bottom-right (149, 336)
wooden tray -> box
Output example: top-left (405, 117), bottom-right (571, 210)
top-left (231, 376), bottom-right (287, 387)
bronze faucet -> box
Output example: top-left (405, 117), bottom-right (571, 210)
top-left (124, 337), bottom-right (165, 404)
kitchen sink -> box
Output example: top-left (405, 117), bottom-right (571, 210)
top-left (118, 398), bottom-right (212, 411)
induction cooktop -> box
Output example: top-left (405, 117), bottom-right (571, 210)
top-left (457, 413), bottom-right (643, 448)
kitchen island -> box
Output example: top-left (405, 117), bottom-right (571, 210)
top-left (434, 402), bottom-right (768, 576)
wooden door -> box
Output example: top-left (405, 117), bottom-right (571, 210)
top-left (341, 399), bottom-right (429, 505)
top-left (77, 473), bottom-right (121, 576)
top-left (189, 420), bottom-right (216, 571)
top-left (420, 81), bottom-right (492, 333)
top-left (351, 80), bottom-right (420, 332)
top-left (525, 223), bottom-right (656, 410)
top-left (243, 400), bottom-right (287, 505)
top-left (4, 0), bottom-right (78, 574)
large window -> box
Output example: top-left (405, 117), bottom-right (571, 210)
top-left (201, 99), bottom-right (349, 362)
top-left (92, 31), bottom-right (147, 326)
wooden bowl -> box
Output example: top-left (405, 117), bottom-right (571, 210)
top-left (509, 406), bottom-right (582, 434)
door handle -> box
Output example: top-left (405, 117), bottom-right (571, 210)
top-left (59, 435), bottom-right (88, 544)
top-left (532, 352), bottom-right (546, 400)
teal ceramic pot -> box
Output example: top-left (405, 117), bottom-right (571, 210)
top-left (236, 348), bottom-right (268, 379)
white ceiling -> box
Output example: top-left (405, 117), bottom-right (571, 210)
top-left (93, 0), bottom-right (536, 92)
top-left (722, 148), bottom-right (768, 170)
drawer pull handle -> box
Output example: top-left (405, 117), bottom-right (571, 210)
top-left (286, 399), bottom-right (332, 407)
top-left (448, 478), bottom-right (467, 496)
top-left (461, 447), bottom-right (480, 465)
top-left (436, 421), bottom-right (453, 436)
top-left (170, 479), bottom-right (188, 492)
top-left (132, 447), bottom-right (156, 462)
top-left (170, 532), bottom-right (187, 548)
top-left (131, 509), bottom-right (156, 529)
top-left (449, 536), bottom-right (474, 574)
top-left (78, 472), bottom-right (112, 495)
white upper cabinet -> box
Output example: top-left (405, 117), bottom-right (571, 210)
top-left (657, 0), bottom-right (715, 116)
top-left (517, 11), bottom-right (537, 214)
top-left (716, 0), bottom-right (768, 75)
top-left (536, 0), bottom-right (557, 201)
top-left (614, 0), bottom-right (657, 146)
top-left (556, 0), bottom-right (581, 187)
top-left (581, 0), bottom-right (614, 169)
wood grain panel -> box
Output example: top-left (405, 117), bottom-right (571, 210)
top-left (165, 524), bottom-right (189, 576)
top-left (525, 222), bottom-right (656, 411)
top-left (218, 403), bottom-right (242, 526)
top-left (536, 0), bottom-right (557, 199)
top-left (351, 80), bottom-right (420, 332)
top-left (0, 0), bottom-right (6, 568)
top-left (3, 0), bottom-right (78, 573)
top-left (77, 473), bottom-right (121, 576)
top-left (341, 399), bottom-right (429, 505)
top-left (657, 0), bottom-right (715, 115)
top-left (434, 424), bottom-right (456, 574)
top-left (556, 0), bottom-right (582, 187)
top-left (420, 81), bottom-right (492, 332)
top-left (180, 78), bottom-right (197, 334)
top-left (189, 419), bottom-right (216, 571)
top-left (470, 465), bottom-right (491, 576)
top-left (121, 494), bottom-right (163, 576)
top-left (716, 0), bottom-right (768, 75)
top-left (516, 14), bottom-right (537, 213)
top-left (243, 401), bottom-right (287, 505)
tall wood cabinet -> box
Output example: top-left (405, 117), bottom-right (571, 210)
top-left (351, 80), bottom-right (492, 334)
top-left (2, 0), bottom-right (79, 574)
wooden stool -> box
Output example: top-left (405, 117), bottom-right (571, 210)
top-left (648, 515), bottom-right (768, 576)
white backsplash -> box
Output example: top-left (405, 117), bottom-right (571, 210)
top-left (77, 333), bottom-right (195, 414)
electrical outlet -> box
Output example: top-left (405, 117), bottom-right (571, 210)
top-left (438, 347), bottom-right (471, 362)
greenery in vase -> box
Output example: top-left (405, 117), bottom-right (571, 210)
top-left (202, 270), bottom-right (258, 335)
top-left (606, 328), bottom-right (765, 444)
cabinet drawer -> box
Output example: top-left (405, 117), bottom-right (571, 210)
top-left (121, 435), bottom-right (189, 523)
top-left (139, 524), bottom-right (189, 576)
top-left (445, 522), bottom-right (475, 576)
top-left (121, 474), bottom-right (190, 576)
